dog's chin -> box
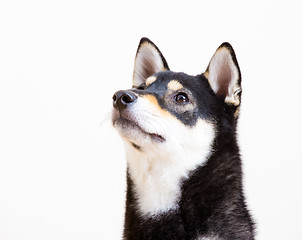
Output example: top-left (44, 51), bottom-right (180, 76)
top-left (113, 117), bottom-right (165, 145)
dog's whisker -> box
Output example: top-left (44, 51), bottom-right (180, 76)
top-left (100, 112), bottom-right (112, 127)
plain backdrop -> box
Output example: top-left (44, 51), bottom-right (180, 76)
top-left (0, 0), bottom-right (301, 239)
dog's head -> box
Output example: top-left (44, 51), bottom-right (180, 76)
top-left (111, 38), bottom-right (242, 215)
top-left (112, 38), bottom-right (241, 153)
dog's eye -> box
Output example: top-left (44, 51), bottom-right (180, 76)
top-left (174, 93), bottom-right (189, 104)
top-left (137, 84), bottom-right (146, 90)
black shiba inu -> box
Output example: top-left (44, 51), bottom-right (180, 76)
top-left (112, 38), bottom-right (255, 239)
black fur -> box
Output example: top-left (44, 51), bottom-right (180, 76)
top-left (114, 38), bottom-right (255, 240)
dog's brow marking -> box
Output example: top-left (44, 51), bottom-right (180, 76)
top-left (167, 80), bottom-right (183, 91)
top-left (146, 76), bottom-right (157, 86)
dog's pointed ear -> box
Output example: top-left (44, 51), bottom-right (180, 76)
top-left (132, 38), bottom-right (169, 88)
top-left (204, 42), bottom-right (241, 108)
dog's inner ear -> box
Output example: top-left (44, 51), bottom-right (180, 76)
top-left (205, 43), bottom-right (241, 106)
top-left (132, 38), bottom-right (169, 88)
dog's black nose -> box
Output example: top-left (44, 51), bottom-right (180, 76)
top-left (113, 90), bottom-right (137, 110)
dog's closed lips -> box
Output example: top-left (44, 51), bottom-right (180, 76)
top-left (113, 116), bottom-right (165, 143)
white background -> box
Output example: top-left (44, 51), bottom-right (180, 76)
top-left (0, 0), bottom-right (301, 239)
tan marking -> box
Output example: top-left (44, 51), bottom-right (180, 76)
top-left (225, 95), bottom-right (240, 106)
top-left (203, 71), bottom-right (209, 79)
top-left (167, 80), bottom-right (183, 91)
top-left (143, 95), bottom-right (173, 118)
top-left (146, 76), bottom-right (157, 86)
top-left (234, 108), bottom-right (240, 118)
top-left (143, 90), bottom-right (196, 116)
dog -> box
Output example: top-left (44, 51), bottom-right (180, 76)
top-left (111, 38), bottom-right (255, 239)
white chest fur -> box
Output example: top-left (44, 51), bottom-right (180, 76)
top-left (125, 119), bottom-right (215, 217)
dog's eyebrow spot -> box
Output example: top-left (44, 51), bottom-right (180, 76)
top-left (167, 80), bottom-right (183, 91)
top-left (146, 76), bottom-right (157, 86)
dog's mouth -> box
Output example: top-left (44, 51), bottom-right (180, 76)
top-left (113, 117), bottom-right (165, 143)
